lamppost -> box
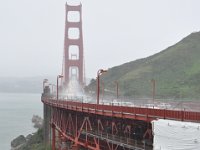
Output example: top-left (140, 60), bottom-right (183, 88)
top-left (101, 81), bottom-right (104, 102)
top-left (49, 84), bottom-right (56, 94)
top-left (43, 79), bottom-right (48, 92)
top-left (57, 75), bottom-right (63, 100)
top-left (151, 79), bottom-right (156, 105)
top-left (97, 69), bottom-right (107, 104)
top-left (115, 81), bottom-right (119, 99)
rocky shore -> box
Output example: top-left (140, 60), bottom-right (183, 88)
top-left (11, 115), bottom-right (44, 150)
top-left (11, 134), bottom-right (33, 150)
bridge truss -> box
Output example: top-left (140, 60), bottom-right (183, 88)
top-left (42, 98), bottom-right (200, 150)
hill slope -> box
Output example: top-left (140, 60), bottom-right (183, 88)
top-left (87, 31), bottom-right (200, 99)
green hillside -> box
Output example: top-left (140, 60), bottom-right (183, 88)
top-left (87, 31), bottom-right (200, 99)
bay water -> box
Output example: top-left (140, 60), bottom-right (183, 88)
top-left (0, 93), bottom-right (43, 150)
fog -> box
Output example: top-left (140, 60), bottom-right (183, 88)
top-left (0, 0), bottom-right (200, 78)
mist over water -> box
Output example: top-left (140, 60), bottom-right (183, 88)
top-left (0, 93), bottom-right (42, 150)
top-left (61, 78), bottom-right (93, 103)
top-left (65, 78), bottom-right (84, 97)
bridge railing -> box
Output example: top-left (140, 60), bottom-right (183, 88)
top-left (42, 97), bottom-right (200, 122)
top-left (43, 94), bottom-right (200, 111)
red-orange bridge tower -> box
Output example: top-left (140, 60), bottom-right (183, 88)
top-left (63, 3), bottom-right (84, 87)
top-left (42, 3), bottom-right (200, 150)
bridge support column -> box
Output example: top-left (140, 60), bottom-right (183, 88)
top-left (72, 144), bottom-right (79, 150)
top-left (60, 136), bottom-right (67, 150)
top-left (52, 123), bottom-right (56, 150)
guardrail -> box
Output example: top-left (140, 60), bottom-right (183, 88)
top-left (42, 97), bottom-right (200, 122)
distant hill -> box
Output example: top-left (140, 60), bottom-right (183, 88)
top-left (86, 31), bottom-right (200, 99)
top-left (0, 76), bottom-right (55, 93)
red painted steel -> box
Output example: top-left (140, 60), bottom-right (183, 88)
top-left (48, 104), bottom-right (152, 150)
top-left (63, 3), bottom-right (84, 86)
top-left (42, 98), bottom-right (200, 122)
top-left (43, 98), bottom-right (200, 149)
top-left (51, 116), bottom-right (100, 150)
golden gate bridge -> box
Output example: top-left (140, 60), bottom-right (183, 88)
top-left (42, 2), bottom-right (200, 150)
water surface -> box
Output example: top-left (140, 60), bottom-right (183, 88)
top-left (0, 93), bottom-right (43, 150)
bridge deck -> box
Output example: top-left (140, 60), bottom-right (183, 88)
top-left (81, 131), bottom-right (152, 150)
top-left (42, 98), bottom-right (200, 122)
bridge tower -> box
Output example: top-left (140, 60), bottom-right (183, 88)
top-left (63, 3), bottom-right (84, 87)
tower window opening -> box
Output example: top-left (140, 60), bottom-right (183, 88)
top-left (69, 66), bottom-right (79, 80)
top-left (68, 45), bottom-right (79, 60)
top-left (68, 28), bottom-right (80, 39)
top-left (67, 11), bottom-right (80, 22)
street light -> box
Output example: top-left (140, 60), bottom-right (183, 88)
top-left (115, 81), bottom-right (119, 99)
top-left (97, 69), bottom-right (107, 104)
top-left (43, 79), bottom-right (48, 92)
top-left (101, 81), bottom-right (104, 102)
top-left (151, 79), bottom-right (156, 105)
top-left (57, 75), bottom-right (63, 100)
top-left (49, 84), bottom-right (56, 94)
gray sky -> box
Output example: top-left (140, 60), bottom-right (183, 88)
top-left (0, 0), bottom-right (200, 78)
